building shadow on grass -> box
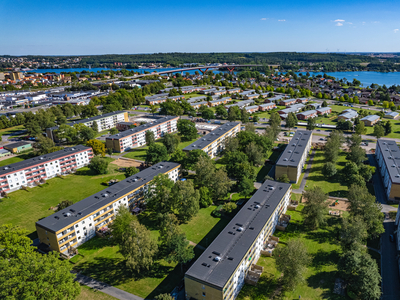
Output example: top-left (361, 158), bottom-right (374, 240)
top-left (196, 217), bottom-right (231, 249)
top-left (306, 271), bottom-right (342, 299)
top-left (237, 272), bottom-right (279, 299)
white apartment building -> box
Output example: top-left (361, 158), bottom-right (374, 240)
top-left (185, 180), bottom-right (292, 300)
top-left (182, 122), bottom-right (240, 158)
top-left (106, 116), bottom-right (179, 153)
top-left (0, 145), bottom-right (93, 193)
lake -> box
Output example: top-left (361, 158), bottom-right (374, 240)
top-left (27, 68), bottom-right (400, 87)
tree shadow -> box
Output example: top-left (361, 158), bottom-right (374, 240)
top-left (305, 229), bottom-right (338, 245)
top-left (311, 249), bottom-right (341, 270)
top-left (238, 272), bottom-right (279, 300)
top-left (75, 169), bottom-right (96, 176)
top-left (307, 271), bottom-right (343, 299)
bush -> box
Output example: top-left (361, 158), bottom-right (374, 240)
top-left (389, 211), bottom-right (397, 220)
top-left (223, 202), bottom-right (237, 214)
top-left (211, 205), bottom-right (223, 218)
top-left (88, 156), bottom-right (109, 174)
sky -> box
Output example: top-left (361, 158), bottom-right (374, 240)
top-left (1, 0), bottom-right (400, 55)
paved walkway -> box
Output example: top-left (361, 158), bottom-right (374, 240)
top-left (293, 150), bottom-right (316, 194)
top-left (74, 273), bottom-right (144, 300)
top-left (188, 241), bottom-right (206, 250)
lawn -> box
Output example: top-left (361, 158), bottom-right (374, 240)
top-left (0, 159), bottom-right (125, 237)
top-left (238, 205), bottom-right (345, 300)
top-left (76, 285), bottom-right (117, 300)
top-left (0, 125), bottom-right (25, 136)
top-left (0, 156), bottom-right (25, 167)
top-left (70, 205), bottom-right (230, 299)
top-left (305, 150), bottom-right (349, 197)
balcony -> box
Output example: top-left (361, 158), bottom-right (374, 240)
top-left (261, 236), bottom-right (279, 257)
top-left (244, 264), bottom-right (264, 286)
top-left (276, 214), bottom-right (291, 231)
top-left (288, 200), bottom-right (299, 211)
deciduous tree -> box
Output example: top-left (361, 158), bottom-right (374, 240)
top-left (145, 130), bottom-right (155, 145)
top-left (88, 156), bottom-right (109, 174)
top-left (146, 144), bottom-right (168, 165)
top-left (302, 187), bottom-right (328, 229)
top-left (162, 133), bottom-right (180, 153)
top-left (172, 180), bottom-right (200, 223)
top-left (86, 139), bottom-right (106, 157)
top-left (177, 119), bottom-right (198, 141)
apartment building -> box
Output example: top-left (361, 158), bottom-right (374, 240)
top-left (375, 139), bottom-right (400, 201)
top-left (275, 130), bottom-right (312, 183)
top-left (0, 145), bottom-right (93, 193)
top-left (183, 122), bottom-right (240, 158)
top-left (106, 116), bottom-right (178, 153)
top-left (35, 162), bottom-right (181, 255)
top-left (185, 180), bottom-right (292, 300)
top-left (46, 111), bottom-right (128, 141)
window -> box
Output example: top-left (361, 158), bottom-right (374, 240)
top-left (78, 236), bottom-right (81, 240)
top-left (75, 225), bottom-right (78, 228)
top-left (89, 223), bottom-right (92, 227)
top-left (203, 292), bottom-right (206, 296)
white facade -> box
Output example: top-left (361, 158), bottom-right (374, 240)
top-left (85, 112), bottom-right (126, 132)
top-left (202, 125), bottom-right (240, 159)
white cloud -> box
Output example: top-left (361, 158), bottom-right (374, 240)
top-left (278, 19), bottom-right (286, 22)
top-left (373, 21), bottom-right (380, 24)
top-left (260, 18), bottom-right (267, 21)
top-left (347, 22), bottom-right (353, 25)
top-left (394, 29), bottom-right (399, 33)
top-left (334, 19), bottom-right (345, 22)
top-left (335, 22), bottom-right (344, 26)
top-left (362, 22), bottom-right (366, 25)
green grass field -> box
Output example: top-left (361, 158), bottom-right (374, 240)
top-left (0, 125), bottom-right (25, 136)
top-left (238, 205), bottom-right (345, 300)
top-left (0, 158), bottom-right (125, 236)
top-left (70, 205), bottom-right (230, 298)
top-left (76, 285), bottom-right (117, 300)
top-left (0, 156), bottom-right (25, 167)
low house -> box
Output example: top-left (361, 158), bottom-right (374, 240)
top-left (296, 98), bottom-right (309, 104)
top-left (279, 99), bottom-right (297, 106)
top-left (227, 88), bottom-right (241, 94)
top-left (385, 111), bottom-right (399, 119)
top-left (259, 103), bottom-right (276, 111)
top-left (360, 115), bottom-right (380, 126)
top-left (260, 93), bottom-right (269, 98)
top-left (316, 107), bottom-right (332, 115)
top-left (212, 89), bottom-right (227, 96)
top-left (208, 97), bottom-right (231, 107)
top-left (338, 109), bottom-right (358, 120)
top-left (4, 141), bottom-right (32, 153)
top-left (190, 101), bottom-right (208, 109)
top-left (146, 97), bottom-right (167, 105)
top-left (244, 93), bottom-right (259, 100)
top-left (168, 95), bottom-right (186, 101)
top-left (307, 103), bottom-right (321, 109)
top-left (297, 110), bottom-right (317, 120)
top-left (245, 105), bottom-right (259, 114)
top-left (201, 88), bottom-right (217, 94)
top-left (187, 96), bottom-right (207, 103)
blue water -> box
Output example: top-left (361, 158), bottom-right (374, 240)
top-left (293, 71), bottom-right (400, 87)
top-left (26, 68), bottom-right (400, 87)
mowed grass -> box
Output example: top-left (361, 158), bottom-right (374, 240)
top-left (238, 205), bottom-right (344, 300)
top-left (305, 150), bottom-right (349, 197)
top-left (71, 205), bottom-right (229, 298)
top-left (0, 125), bottom-right (25, 135)
top-left (76, 285), bottom-right (117, 300)
top-left (0, 159), bottom-right (125, 235)
top-left (0, 156), bottom-right (25, 167)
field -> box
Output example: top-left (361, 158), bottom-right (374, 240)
top-left (238, 205), bottom-right (345, 300)
top-left (76, 285), bottom-right (117, 300)
top-left (0, 158), bottom-right (125, 237)
top-left (70, 205), bottom-right (230, 299)
top-left (0, 156), bottom-right (25, 167)
top-left (0, 125), bottom-right (26, 136)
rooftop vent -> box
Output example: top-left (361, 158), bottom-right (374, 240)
top-left (54, 216), bottom-right (59, 220)
top-left (288, 150), bottom-right (292, 153)
top-left (269, 186), bottom-right (274, 190)
top-left (64, 212), bottom-right (71, 217)
top-left (283, 158), bottom-right (288, 161)
top-left (103, 193), bottom-right (109, 197)
top-left (212, 251), bottom-right (221, 255)
top-left (214, 256), bottom-right (221, 262)
top-left (237, 227), bottom-right (244, 232)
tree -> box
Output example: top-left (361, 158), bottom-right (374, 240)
top-left (194, 156), bottom-right (215, 188)
top-left (322, 162), bottom-right (337, 177)
top-left (92, 120), bottom-right (99, 132)
top-left (56, 200), bottom-right (73, 212)
top-left (223, 202), bottom-right (237, 213)
top-left (146, 144), bottom-right (168, 165)
top-left (285, 112), bottom-right (298, 129)
top-left (125, 166), bottom-right (139, 177)
top-left (110, 207), bottom-right (135, 245)
top-left (223, 136), bottom-right (239, 153)
top-left (170, 149), bottom-right (187, 166)
top-left (165, 231), bottom-right (194, 273)
top-left (302, 187), bottom-right (328, 229)
top-left (106, 147), bottom-right (113, 157)
top-left (359, 164), bottom-right (375, 182)
top-left (145, 174), bottom-right (175, 216)
top-left (215, 105), bottom-right (228, 118)
top-left (199, 186), bottom-right (213, 208)
top-left (384, 120), bottom-right (392, 135)
top-left (155, 294), bottom-right (174, 300)
top-left (340, 216), bottom-right (368, 251)
top-left (88, 156), bottom-right (109, 174)
top-left (240, 107), bottom-right (250, 123)
top-left (86, 139), bottom-right (106, 157)
top-left (110, 127), bottom-right (119, 135)
top-left (354, 121), bottom-right (366, 135)
top-left (274, 239), bottom-right (311, 290)
top-left (177, 119), bottom-right (198, 141)
top-left (158, 213), bottom-right (179, 247)
top-left (145, 130), bottom-right (156, 145)
top-left (325, 130), bottom-right (344, 163)
top-left (162, 133), bottom-right (180, 153)
top-left (201, 107), bottom-right (214, 120)
top-left (185, 149), bottom-right (208, 170)
top-left (336, 119), bottom-right (353, 131)
top-left (322, 100), bottom-right (328, 107)
top-left (373, 124), bottom-right (385, 138)
top-left (80, 126), bottom-right (96, 142)
top-left (210, 167), bottom-right (232, 200)
top-left (238, 177), bottom-right (254, 199)
top-left (346, 138), bottom-right (366, 165)
top-left (0, 224), bottom-right (81, 299)
top-left (228, 106), bottom-right (241, 121)
top-left (368, 99), bottom-right (374, 106)
top-left (305, 117), bottom-right (317, 131)
top-left (253, 115), bottom-right (259, 123)
top-left (119, 219), bottom-right (158, 273)
top-left (342, 161), bottom-right (359, 183)
top-left (338, 250), bottom-right (381, 300)
top-left (172, 180), bottom-right (200, 223)
top-left (347, 184), bottom-right (384, 238)
top-left (245, 142), bottom-right (263, 166)
top-left (34, 135), bottom-right (56, 155)
top-left (277, 174), bottom-right (290, 183)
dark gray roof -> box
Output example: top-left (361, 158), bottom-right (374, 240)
top-left (182, 122), bottom-right (240, 151)
top-left (106, 116), bottom-right (178, 140)
top-left (377, 139), bottom-right (400, 184)
top-left (0, 145), bottom-right (91, 177)
top-left (185, 180), bottom-right (291, 288)
top-left (48, 111), bottom-right (126, 131)
top-left (36, 162), bottom-right (180, 233)
top-left (4, 141), bottom-right (31, 149)
top-left (276, 130), bottom-right (312, 167)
